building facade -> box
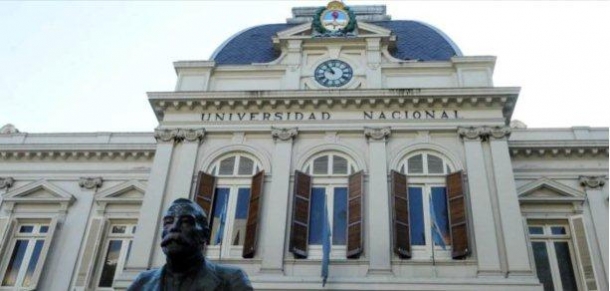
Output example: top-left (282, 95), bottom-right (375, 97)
top-left (0, 2), bottom-right (607, 290)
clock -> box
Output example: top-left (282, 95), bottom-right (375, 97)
top-left (314, 60), bottom-right (353, 88)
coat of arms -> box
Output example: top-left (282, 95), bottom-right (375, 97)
top-left (313, 1), bottom-right (357, 37)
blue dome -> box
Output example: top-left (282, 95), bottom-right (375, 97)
top-left (211, 21), bottom-right (461, 65)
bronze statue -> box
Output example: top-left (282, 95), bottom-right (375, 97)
top-left (128, 198), bottom-right (253, 291)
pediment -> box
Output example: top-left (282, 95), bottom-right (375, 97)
top-left (275, 21), bottom-right (393, 40)
top-left (95, 180), bottom-right (146, 204)
top-left (3, 179), bottom-right (75, 204)
top-left (518, 177), bottom-right (585, 204)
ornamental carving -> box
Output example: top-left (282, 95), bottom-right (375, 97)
top-left (154, 128), bottom-right (205, 143)
top-left (458, 126), bottom-right (511, 141)
top-left (0, 177), bottom-right (15, 189)
top-left (364, 127), bottom-right (391, 141)
top-left (579, 176), bottom-right (606, 189)
top-left (271, 127), bottom-right (298, 141)
top-left (79, 177), bottom-right (103, 189)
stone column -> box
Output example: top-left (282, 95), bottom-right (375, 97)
top-left (579, 175), bottom-right (608, 279)
top-left (488, 127), bottom-right (533, 276)
top-left (120, 128), bottom-right (204, 279)
top-left (364, 127), bottom-right (392, 275)
top-left (259, 127), bottom-right (298, 274)
top-left (458, 127), bottom-right (502, 276)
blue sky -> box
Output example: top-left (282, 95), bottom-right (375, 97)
top-left (1, 1), bottom-right (608, 133)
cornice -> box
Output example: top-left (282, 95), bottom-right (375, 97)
top-left (148, 87), bottom-right (519, 123)
top-left (0, 143), bottom-right (155, 161)
top-left (509, 140), bottom-right (609, 158)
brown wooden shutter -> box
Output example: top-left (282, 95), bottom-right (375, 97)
top-left (242, 170), bottom-right (264, 258)
top-left (446, 171), bottom-right (469, 259)
top-left (347, 170), bottom-right (364, 259)
top-left (289, 171), bottom-right (312, 258)
top-left (194, 172), bottom-right (216, 231)
top-left (391, 170), bottom-right (411, 259)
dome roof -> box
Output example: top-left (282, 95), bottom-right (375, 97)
top-left (211, 20), bottom-right (462, 65)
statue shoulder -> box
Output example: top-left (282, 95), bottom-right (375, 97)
top-left (127, 268), bottom-right (163, 291)
top-left (209, 262), bottom-right (253, 291)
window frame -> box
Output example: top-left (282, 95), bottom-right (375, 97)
top-left (209, 153), bottom-right (261, 177)
top-left (93, 221), bottom-right (136, 291)
top-left (527, 222), bottom-right (583, 291)
top-left (0, 218), bottom-right (56, 290)
top-left (400, 152), bottom-right (453, 176)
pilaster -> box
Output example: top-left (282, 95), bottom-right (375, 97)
top-left (580, 175), bottom-right (608, 281)
top-left (364, 127), bottom-right (392, 275)
top-left (120, 128), bottom-right (204, 281)
top-left (458, 126), bottom-right (503, 276)
top-left (488, 127), bottom-right (533, 276)
top-left (259, 127), bottom-right (298, 274)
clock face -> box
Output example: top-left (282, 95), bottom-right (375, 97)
top-left (314, 60), bottom-right (353, 88)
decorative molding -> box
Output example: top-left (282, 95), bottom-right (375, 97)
top-left (154, 128), bottom-right (205, 143)
top-left (271, 127), bottom-right (298, 141)
top-left (79, 177), bottom-right (103, 189)
top-left (579, 176), bottom-right (606, 189)
top-left (458, 126), bottom-right (511, 141)
top-left (0, 177), bottom-right (15, 189)
top-left (3, 179), bottom-right (75, 214)
top-left (364, 127), bottom-right (391, 141)
top-left (0, 147), bottom-right (155, 161)
top-left (0, 124), bottom-right (20, 134)
top-left (509, 140), bottom-right (608, 158)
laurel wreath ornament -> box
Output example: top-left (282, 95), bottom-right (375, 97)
top-left (312, 6), bottom-right (357, 37)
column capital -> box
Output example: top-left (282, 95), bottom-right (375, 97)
top-left (0, 177), bottom-right (14, 190)
top-left (579, 175), bottom-right (606, 189)
top-left (271, 127), bottom-right (298, 141)
top-left (458, 126), bottom-right (511, 141)
top-left (78, 177), bottom-right (103, 189)
top-left (154, 128), bottom-right (205, 143)
top-left (364, 127), bottom-right (391, 142)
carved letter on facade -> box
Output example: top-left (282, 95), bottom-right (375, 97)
top-left (579, 176), bottom-right (606, 189)
top-left (0, 177), bottom-right (15, 189)
top-left (79, 177), bottom-right (104, 189)
top-left (271, 127), bottom-right (298, 141)
top-left (364, 127), bottom-right (391, 141)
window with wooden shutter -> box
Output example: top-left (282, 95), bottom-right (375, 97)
top-left (346, 171), bottom-right (364, 259)
top-left (194, 171), bottom-right (217, 225)
top-left (446, 171), bottom-right (469, 259)
top-left (570, 216), bottom-right (598, 291)
top-left (242, 170), bottom-right (264, 258)
top-left (290, 171), bottom-right (312, 258)
top-left (391, 170), bottom-right (411, 259)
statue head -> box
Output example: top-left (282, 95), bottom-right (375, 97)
top-left (160, 198), bottom-right (210, 258)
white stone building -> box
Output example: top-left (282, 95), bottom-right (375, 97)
top-left (0, 2), bottom-right (607, 290)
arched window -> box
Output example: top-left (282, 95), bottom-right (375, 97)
top-left (196, 153), bottom-right (264, 259)
top-left (290, 152), bottom-right (364, 259)
top-left (392, 151), bottom-right (468, 260)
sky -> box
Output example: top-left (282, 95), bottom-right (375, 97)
top-left (1, 0), bottom-right (609, 133)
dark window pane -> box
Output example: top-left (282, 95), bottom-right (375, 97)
top-left (22, 240), bottom-right (44, 287)
top-left (219, 157), bottom-right (236, 175)
top-left (2, 240), bottom-right (28, 286)
top-left (333, 156), bottom-right (348, 175)
top-left (237, 157), bottom-right (254, 175)
top-left (550, 227), bottom-right (566, 235)
top-left (532, 242), bottom-right (554, 291)
top-left (98, 240), bottom-right (123, 287)
top-left (308, 188), bottom-right (326, 244)
top-left (529, 226), bottom-right (544, 235)
top-left (427, 155), bottom-right (444, 174)
top-left (39, 226), bottom-right (49, 233)
top-left (231, 188), bottom-right (251, 246)
top-left (554, 242), bottom-right (578, 291)
top-left (407, 155), bottom-right (423, 174)
top-left (112, 226), bottom-right (126, 234)
top-left (431, 187), bottom-right (450, 247)
top-left (313, 156), bottom-right (329, 175)
top-left (332, 187), bottom-right (347, 245)
top-left (210, 188), bottom-right (230, 245)
top-left (19, 226), bottom-right (34, 233)
top-left (408, 187), bottom-right (425, 246)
